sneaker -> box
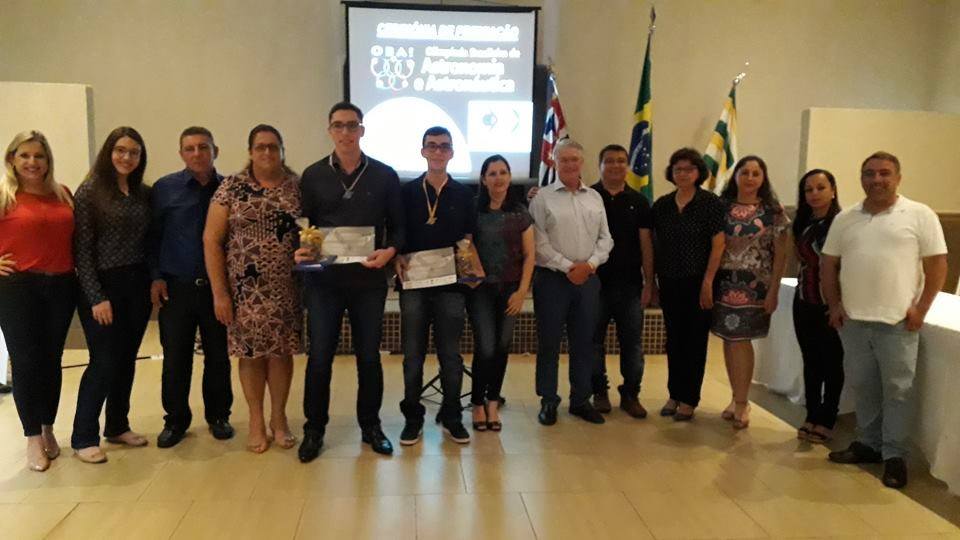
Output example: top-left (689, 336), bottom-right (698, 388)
top-left (828, 441), bottom-right (883, 464)
top-left (882, 457), bottom-right (908, 489)
top-left (399, 423), bottom-right (423, 446)
top-left (592, 391), bottom-right (612, 414)
top-left (442, 422), bottom-right (470, 444)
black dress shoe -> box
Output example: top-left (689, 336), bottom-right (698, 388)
top-left (208, 419), bottom-right (235, 440)
top-left (298, 431), bottom-right (324, 463)
top-left (569, 403), bottom-right (605, 424)
top-left (157, 427), bottom-right (186, 448)
top-left (882, 457), bottom-right (908, 489)
top-left (0, 383), bottom-right (11, 394)
top-left (361, 427), bottom-right (394, 455)
top-left (828, 441), bottom-right (883, 464)
top-left (538, 403), bottom-right (558, 426)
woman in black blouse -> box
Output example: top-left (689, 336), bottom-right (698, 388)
top-left (652, 148), bottom-right (725, 421)
top-left (71, 127), bottom-right (153, 463)
top-left (792, 169), bottom-right (843, 443)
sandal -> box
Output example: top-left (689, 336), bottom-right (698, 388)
top-left (721, 401), bottom-right (736, 421)
top-left (660, 400), bottom-right (678, 417)
top-left (472, 404), bottom-right (488, 431)
top-left (797, 422), bottom-right (814, 440)
top-left (807, 426), bottom-right (834, 444)
top-left (732, 401), bottom-right (751, 430)
top-left (485, 401), bottom-right (502, 432)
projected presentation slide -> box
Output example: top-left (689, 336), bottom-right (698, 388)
top-left (346, 4), bottom-right (537, 180)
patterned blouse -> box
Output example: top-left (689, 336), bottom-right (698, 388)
top-left (474, 206), bottom-right (533, 284)
top-left (211, 169), bottom-right (302, 358)
top-left (73, 181), bottom-right (151, 305)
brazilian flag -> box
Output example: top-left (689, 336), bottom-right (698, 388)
top-left (627, 26), bottom-right (654, 203)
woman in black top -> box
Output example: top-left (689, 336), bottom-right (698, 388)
top-left (792, 169), bottom-right (843, 443)
top-left (71, 127), bottom-right (153, 464)
top-left (651, 148), bottom-right (725, 421)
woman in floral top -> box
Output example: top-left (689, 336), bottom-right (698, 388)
top-left (713, 156), bottom-right (789, 429)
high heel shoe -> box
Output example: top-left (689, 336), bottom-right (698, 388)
top-left (269, 423), bottom-right (297, 449)
top-left (472, 404), bottom-right (488, 431)
top-left (27, 438), bottom-right (50, 472)
top-left (732, 401), bottom-right (751, 430)
top-left (485, 401), bottom-right (502, 432)
top-left (41, 427), bottom-right (60, 460)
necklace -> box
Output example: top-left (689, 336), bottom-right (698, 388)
top-left (422, 176), bottom-right (448, 225)
top-left (330, 155), bottom-right (368, 200)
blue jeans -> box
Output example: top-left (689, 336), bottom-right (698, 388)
top-left (303, 284), bottom-right (387, 433)
top-left (533, 268), bottom-right (600, 408)
top-left (839, 319), bottom-right (919, 459)
top-left (399, 288), bottom-right (466, 425)
top-left (467, 282), bottom-right (519, 405)
top-left (592, 281), bottom-right (645, 396)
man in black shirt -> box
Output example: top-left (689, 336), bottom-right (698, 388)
top-left (295, 102), bottom-right (405, 462)
top-left (590, 144), bottom-right (656, 418)
top-left (150, 127), bottom-right (233, 448)
top-left (395, 126), bottom-right (475, 446)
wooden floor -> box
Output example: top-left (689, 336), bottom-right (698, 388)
top-left (1, 325), bottom-right (958, 539)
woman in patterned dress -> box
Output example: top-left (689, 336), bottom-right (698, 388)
top-left (713, 156), bottom-right (789, 429)
top-left (204, 125), bottom-right (301, 453)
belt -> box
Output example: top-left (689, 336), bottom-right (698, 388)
top-left (163, 274), bottom-right (210, 287)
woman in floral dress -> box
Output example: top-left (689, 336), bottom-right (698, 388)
top-left (204, 124), bottom-right (301, 453)
top-left (713, 156), bottom-right (789, 429)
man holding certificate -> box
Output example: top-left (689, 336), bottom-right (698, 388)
top-left (295, 102), bottom-right (405, 462)
top-left (395, 126), bottom-right (475, 446)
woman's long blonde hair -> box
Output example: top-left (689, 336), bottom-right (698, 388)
top-left (1, 130), bottom-right (72, 216)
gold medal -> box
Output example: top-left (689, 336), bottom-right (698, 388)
top-left (422, 177), bottom-right (447, 226)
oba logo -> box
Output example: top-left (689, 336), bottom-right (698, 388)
top-left (370, 45), bottom-right (416, 91)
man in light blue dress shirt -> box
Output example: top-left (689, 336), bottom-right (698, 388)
top-left (529, 138), bottom-right (613, 425)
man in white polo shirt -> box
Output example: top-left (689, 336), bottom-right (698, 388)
top-left (820, 151), bottom-right (948, 489)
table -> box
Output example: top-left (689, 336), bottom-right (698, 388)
top-left (755, 278), bottom-right (960, 495)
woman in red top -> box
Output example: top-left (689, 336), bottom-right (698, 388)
top-left (0, 131), bottom-right (78, 472)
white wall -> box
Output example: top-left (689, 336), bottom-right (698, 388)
top-left (800, 108), bottom-right (960, 213)
top-left (931, 1), bottom-right (960, 114)
top-left (0, 0), bottom-right (956, 202)
top-left (0, 82), bottom-right (94, 192)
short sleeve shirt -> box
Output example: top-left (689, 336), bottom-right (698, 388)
top-left (822, 195), bottom-right (947, 325)
top-left (592, 182), bottom-right (653, 288)
top-left (474, 207), bottom-right (533, 284)
top-left (651, 188), bottom-right (725, 280)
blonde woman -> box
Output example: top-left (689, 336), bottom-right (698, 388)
top-left (0, 131), bottom-right (77, 471)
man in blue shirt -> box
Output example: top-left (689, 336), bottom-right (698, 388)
top-left (149, 127), bottom-right (233, 448)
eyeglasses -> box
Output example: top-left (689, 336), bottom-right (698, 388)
top-left (671, 166), bottom-right (697, 174)
top-left (252, 143), bottom-right (281, 154)
top-left (423, 143), bottom-right (453, 153)
top-left (113, 147), bottom-right (141, 159)
top-left (329, 121), bottom-right (362, 133)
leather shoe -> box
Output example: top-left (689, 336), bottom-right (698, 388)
top-left (592, 391), bottom-right (612, 414)
top-left (157, 428), bottom-right (186, 448)
top-left (618, 387), bottom-right (647, 419)
top-left (882, 457), bottom-right (908, 489)
top-left (361, 426), bottom-right (394, 455)
top-left (208, 419), bottom-right (235, 440)
top-left (828, 441), bottom-right (883, 464)
top-left (569, 403), bottom-right (605, 424)
top-left (298, 431), bottom-right (324, 463)
top-left (538, 402), bottom-right (558, 426)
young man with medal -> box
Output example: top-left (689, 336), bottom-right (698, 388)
top-left (395, 126), bottom-right (475, 446)
top-left (295, 102), bottom-right (405, 462)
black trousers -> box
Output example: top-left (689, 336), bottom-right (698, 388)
top-left (659, 276), bottom-right (712, 408)
top-left (466, 282), bottom-right (519, 406)
top-left (792, 295), bottom-right (844, 428)
top-left (303, 284), bottom-right (387, 434)
top-left (0, 272), bottom-right (77, 436)
top-left (71, 265), bottom-right (152, 449)
top-left (159, 277), bottom-right (232, 430)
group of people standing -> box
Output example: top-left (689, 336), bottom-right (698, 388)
top-left (0, 101), bottom-right (947, 490)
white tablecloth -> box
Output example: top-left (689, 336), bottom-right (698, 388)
top-left (755, 278), bottom-right (960, 495)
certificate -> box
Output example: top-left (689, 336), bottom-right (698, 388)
top-left (401, 247), bottom-right (458, 289)
top-left (319, 226), bottom-right (376, 264)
